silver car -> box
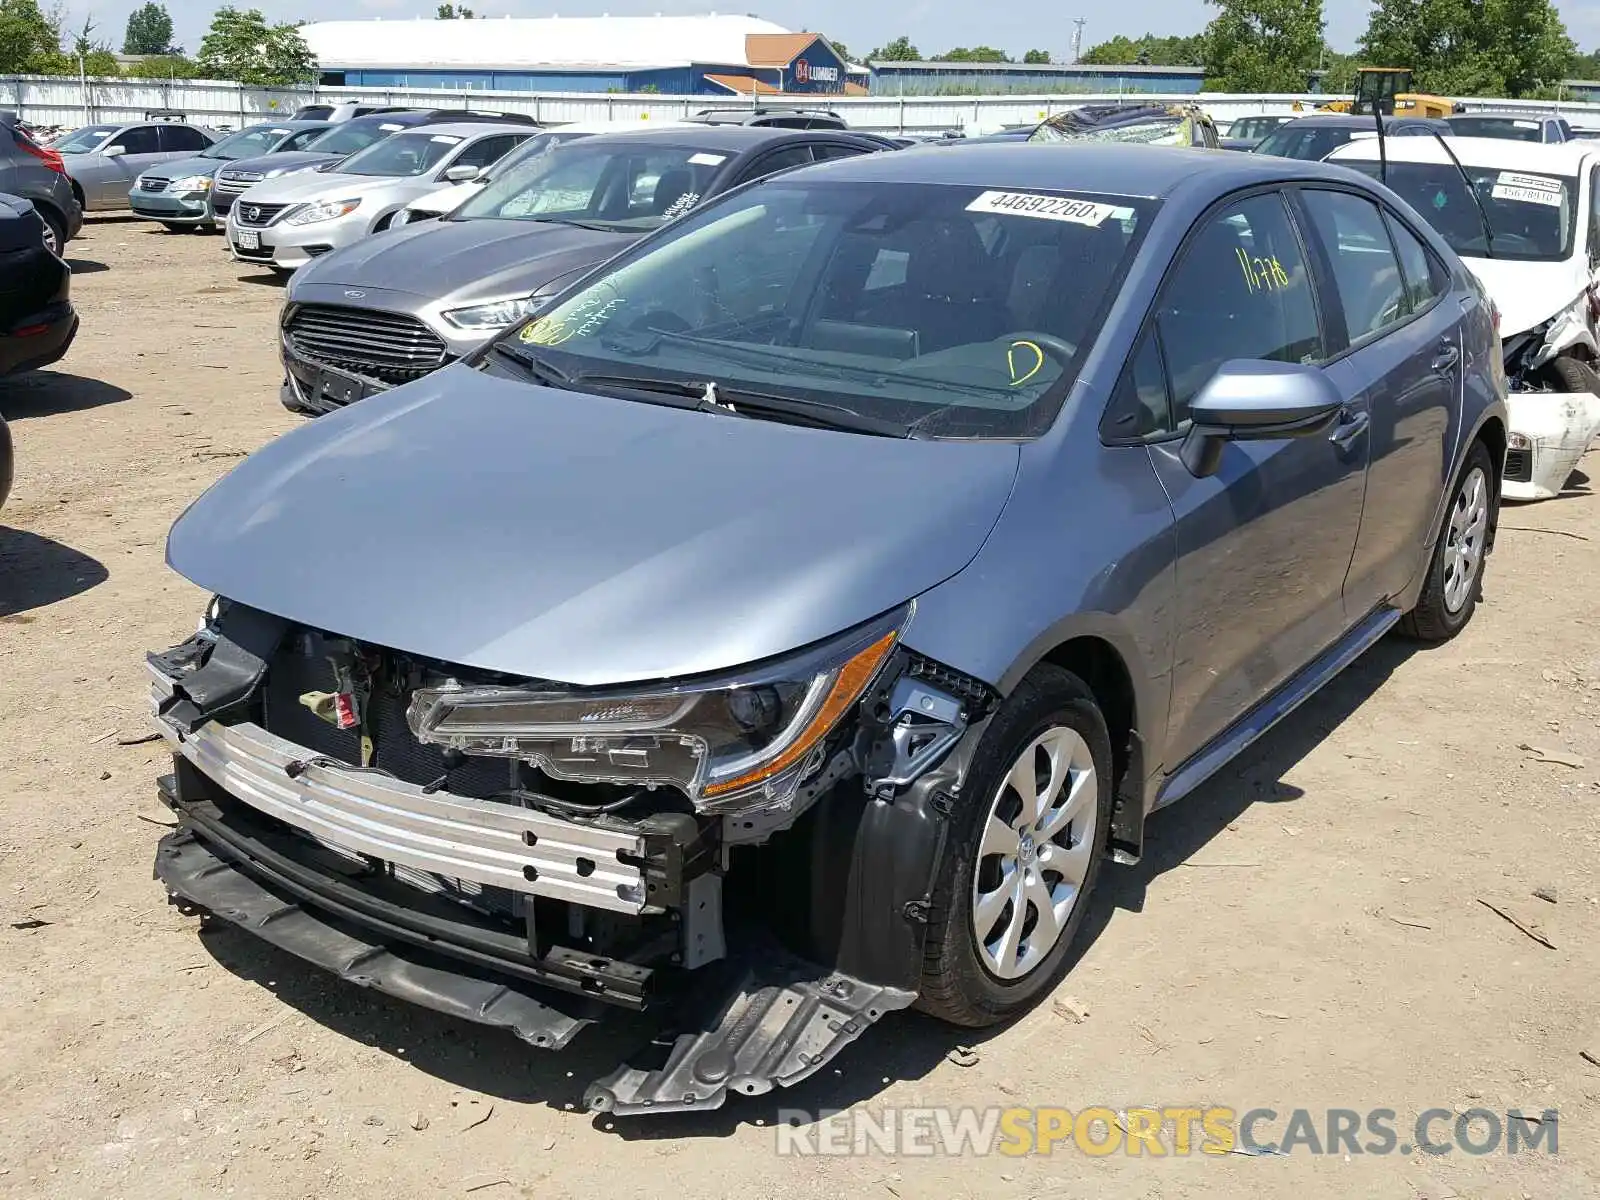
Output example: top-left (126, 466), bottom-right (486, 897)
top-left (53, 119), bottom-right (219, 211)
top-left (127, 119), bottom-right (333, 231)
top-left (224, 122), bottom-right (535, 273)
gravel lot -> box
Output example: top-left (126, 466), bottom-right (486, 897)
top-left (2, 215), bottom-right (1599, 1199)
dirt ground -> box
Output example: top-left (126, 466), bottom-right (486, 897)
top-left (1, 216), bottom-right (1598, 1200)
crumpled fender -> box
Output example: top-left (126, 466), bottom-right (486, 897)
top-left (1529, 302), bottom-right (1599, 369)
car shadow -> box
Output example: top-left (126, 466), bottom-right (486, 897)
top-left (65, 258), bottom-right (109, 274)
top-left (182, 636), bottom-right (1419, 1135)
top-left (3, 372), bottom-right (131, 418)
top-left (236, 271), bottom-right (287, 288)
top-left (0, 527), bottom-right (109, 617)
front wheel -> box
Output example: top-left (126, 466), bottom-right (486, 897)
top-left (1544, 354), bottom-right (1600, 398)
top-left (917, 664), bottom-right (1112, 1028)
top-left (1399, 440), bottom-right (1496, 642)
top-left (38, 207), bottom-right (66, 256)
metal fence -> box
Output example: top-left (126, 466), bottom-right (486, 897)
top-left (5, 74), bottom-right (1600, 135)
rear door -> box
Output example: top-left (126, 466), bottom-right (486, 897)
top-left (1293, 186), bottom-right (1460, 612)
top-left (1122, 189), bottom-right (1370, 766)
top-left (158, 124), bottom-right (211, 160)
top-left (728, 143), bottom-right (818, 187)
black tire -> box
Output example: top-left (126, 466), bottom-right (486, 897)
top-left (36, 205), bottom-right (66, 257)
top-left (161, 222), bottom-right (195, 234)
top-left (1399, 439), bottom-right (1497, 642)
top-left (917, 664), bottom-right (1113, 1028)
top-left (1545, 354), bottom-right (1600, 398)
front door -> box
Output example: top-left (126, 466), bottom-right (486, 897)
top-left (1135, 190), bottom-right (1370, 768)
top-left (1294, 187), bottom-right (1461, 609)
top-left (94, 125), bottom-right (162, 207)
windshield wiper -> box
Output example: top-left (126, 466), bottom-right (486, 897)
top-left (488, 340), bottom-right (575, 387)
top-left (571, 372), bottom-right (914, 438)
top-left (1426, 132), bottom-right (1496, 259)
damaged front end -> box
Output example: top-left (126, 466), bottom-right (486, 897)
top-left (1499, 301), bottom-right (1600, 501)
top-left (148, 599), bottom-right (995, 1116)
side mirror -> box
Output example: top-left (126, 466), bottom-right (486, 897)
top-left (102, 144), bottom-right (126, 157)
top-left (443, 164), bottom-right (482, 182)
top-left (1180, 359), bottom-right (1344, 478)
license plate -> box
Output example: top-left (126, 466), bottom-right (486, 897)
top-left (235, 230), bottom-right (260, 250)
top-left (315, 368), bottom-right (363, 406)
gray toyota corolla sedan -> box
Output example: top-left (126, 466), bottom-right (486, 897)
top-left (147, 144), bottom-right (1506, 1117)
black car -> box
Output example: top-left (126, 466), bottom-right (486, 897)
top-left (1252, 113), bottom-right (1452, 160)
top-left (1, 191), bottom-right (75, 379)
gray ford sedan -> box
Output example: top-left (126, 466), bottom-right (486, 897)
top-left (148, 144), bottom-right (1506, 1117)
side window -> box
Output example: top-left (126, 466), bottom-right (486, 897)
top-left (1590, 164), bottom-right (1600, 266)
top-left (281, 128), bottom-right (325, 152)
top-left (160, 125), bottom-right (209, 152)
top-left (110, 126), bottom-right (160, 154)
top-left (736, 145), bottom-right (815, 184)
top-left (812, 142), bottom-right (867, 162)
top-left (1384, 213), bottom-right (1445, 314)
top-left (1300, 189), bottom-right (1408, 343)
top-left (450, 134), bottom-right (525, 172)
top-left (1155, 191), bottom-right (1324, 426)
top-left (1103, 330), bottom-right (1172, 439)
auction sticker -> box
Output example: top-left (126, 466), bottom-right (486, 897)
top-left (967, 191), bottom-right (1127, 226)
top-left (1492, 171), bottom-right (1564, 207)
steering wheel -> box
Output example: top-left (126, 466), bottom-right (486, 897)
top-left (1003, 332), bottom-right (1077, 386)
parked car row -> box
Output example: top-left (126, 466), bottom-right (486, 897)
top-left (145, 136), bottom-right (1513, 1118)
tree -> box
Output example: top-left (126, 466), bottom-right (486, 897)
top-left (436, 3), bottom-right (476, 16)
top-left (197, 7), bottom-right (316, 85)
top-left (1023, 48), bottom-right (1051, 64)
top-left (126, 52), bottom-right (198, 78)
top-left (1202, 0), bottom-right (1324, 92)
top-left (1357, 0), bottom-right (1575, 97)
top-left (822, 34), bottom-right (853, 64)
top-left (71, 14), bottom-right (118, 73)
top-left (0, 0), bottom-right (67, 73)
top-left (934, 46), bottom-right (1013, 63)
top-left (868, 35), bottom-right (919, 61)
top-left (1081, 33), bottom-right (1205, 66)
top-left (123, 2), bottom-right (173, 54)
top-left (1576, 48), bottom-right (1600, 78)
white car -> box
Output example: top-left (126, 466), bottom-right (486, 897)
top-left (1329, 135), bottom-right (1600, 500)
top-left (225, 122), bottom-right (535, 272)
top-left (391, 120), bottom-right (694, 227)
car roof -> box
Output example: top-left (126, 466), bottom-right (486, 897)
top-left (1448, 112), bottom-right (1557, 124)
top-left (788, 142), bottom-right (1345, 198)
top-left (566, 125), bottom-right (868, 151)
top-left (1280, 113), bottom-right (1443, 129)
top-left (393, 121), bottom-right (532, 138)
top-left (1328, 134), bottom-right (1598, 171)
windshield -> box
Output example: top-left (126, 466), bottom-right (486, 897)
top-left (302, 119), bottom-right (407, 157)
top-left (1342, 160), bottom-right (1577, 262)
top-left (1447, 116), bottom-right (1544, 142)
top-left (500, 181), bottom-right (1155, 438)
top-left (1032, 117), bottom-right (1189, 146)
top-left (203, 124), bottom-right (294, 160)
top-left (455, 141), bottom-right (732, 230)
top-left (53, 125), bottom-right (119, 153)
top-left (1254, 124), bottom-right (1360, 160)
top-left (336, 131), bottom-right (464, 177)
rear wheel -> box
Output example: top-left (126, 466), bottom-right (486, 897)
top-left (1400, 440), bottom-right (1496, 642)
top-left (917, 664), bottom-right (1112, 1027)
top-left (37, 206), bottom-right (66, 256)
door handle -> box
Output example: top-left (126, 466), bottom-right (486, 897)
top-left (1431, 342), bottom-right (1460, 373)
top-left (1329, 407), bottom-right (1370, 451)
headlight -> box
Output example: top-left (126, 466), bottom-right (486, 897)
top-left (284, 197), bottom-right (361, 226)
top-left (169, 175), bottom-right (213, 193)
top-left (407, 612), bottom-right (906, 812)
top-left (1508, 432), bottom-right (1532, 451)
top-left (441, 294), bottom-right (549, 330)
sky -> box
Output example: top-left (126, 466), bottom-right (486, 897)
top-left (75, 0), bottom-right (1600, 69)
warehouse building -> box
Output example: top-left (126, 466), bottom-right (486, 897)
top-left (299, 14), bottom-right (864, 96)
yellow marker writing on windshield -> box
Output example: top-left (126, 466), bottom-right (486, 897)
top-left (1008, 340), bottom-right (1046, 387)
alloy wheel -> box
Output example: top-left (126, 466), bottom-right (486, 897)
top-left (971, 726), bottom-right (1098, 981)
top-left (1442, 465), bottom-right (1489, 614)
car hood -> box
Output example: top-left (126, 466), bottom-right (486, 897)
top-left (237, 170), bottom-right (408, 205)
top-left (141, 154), bottom-right (226, 181)
top-left (293, 217), bottom-right (638, 307)
top-left (1465, 256), bottom-right (1588, 336)
top-left (166, 369), bottom-right (1020, 686)
top-left (221, 151), bottom-right (342, 181)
